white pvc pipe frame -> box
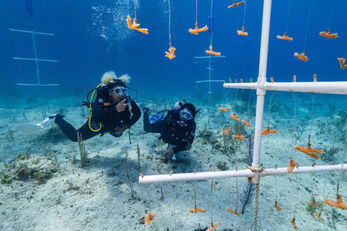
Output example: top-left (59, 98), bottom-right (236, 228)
top-left (139, 0), bottom-right (346, 185)
top-left (139, 164), bottom-right (347, 184)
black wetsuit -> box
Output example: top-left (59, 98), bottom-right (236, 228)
top-left (55, 100), bottom-right (141, 142)
top-left (144, 109), bottom-right (196, 153)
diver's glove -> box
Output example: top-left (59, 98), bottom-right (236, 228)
top-left (113, 124), bottom-right (128, 136)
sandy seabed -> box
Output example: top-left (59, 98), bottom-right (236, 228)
top-left (0, 95), bottom-right (346, 231)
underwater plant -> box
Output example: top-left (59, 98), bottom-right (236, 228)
top-left (240, 129), bottom-right (255, 214)
top-left (77, 132), bottom-right (88, 167)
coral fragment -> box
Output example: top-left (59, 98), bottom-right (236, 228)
top-left (145, 211), bottom-right (157, 225)
top-left (324, 194), bottom-right (347, 210)
top-left (206, 45), bottom-right (221, 56)
top-left (294, 52), bottom-right (308, 62)
top-left (126, 16), bottom-right (149, 35)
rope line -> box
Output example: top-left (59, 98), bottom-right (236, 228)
top-left (303, 0), bottom-right (313, 52)
top-left (133, 0), bottom-right (137, 18)
top-left (210, 0), bottom-right (214, 46)
top-left (195, 0), bottom-right (198, 26)
top-left (285, 0), bottom-right (292, 33)
top-left (291, 92), bottom-right (297, 157)
top-left (242, 1), bottom-right (247, 27)
top-left (328, 0), bottom-right (336, 30)
top-left (168, 0), bottom-right (172, 46)
top-left (253, 183), bottom-right (260, 231)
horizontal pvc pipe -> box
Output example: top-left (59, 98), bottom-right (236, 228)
top-left (9, 28), bottom-right (54, 36)
top-left (17, 83), bottom-right (60, 87)
top-left (196, 80), bottom-right (225, 83)
top-left (13, 57), bottom-right (58, 63)
top-left (139, 164), bottom-right (346, 184)
top-left (223, 82), bottom-right (347, 95)
top-left (194, 55), bottom-right (226, 59)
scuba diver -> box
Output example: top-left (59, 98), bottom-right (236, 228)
top-left (143, 100), bottom-right (197, 161)
top-left (49, 71), bottom-right (141, 141)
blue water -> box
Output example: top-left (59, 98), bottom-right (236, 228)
top-left (0, 0), bottom-right (346, 100)
top-left (0, 1), bottom-right (347, 231)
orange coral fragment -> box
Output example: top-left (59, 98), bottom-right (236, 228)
top-left (227, 207), bottom-right (242, 216)
top-left (230, 113), bottom-right (239, 121)
top-left (219, 106), bottom-right (230, 112)
top-left (206, 45), bottom-right (221, 56)
top-left (319, 29), bottom-right (338, 39)
top-left (310, 202), bottom-right (321, 206)
top-left (207, 223), bottom-right (218, 231)
top-left (189, 208), bottom-right (206, 213)
top-left (145, 211), bottom-right (157, 225)
top-left (242, 120), bottom-right (250, 127)
top-left (288, 159), bottom-right (298, 174)
top-left (313, 212), bottom-right (325, 222)
top-left (324, 194), bottom-right (347, 210)
top-left (237, 25), bottom-right (248, 36)
top-left (337, 58), bottom-right (346, 70)
top-left (222, 127), bottom-right (231, 135)
top-left (232, 135), bottom-right (244, 141)
top-left (126, 16), bottom-right (149, 35)
top-left (274, 201), bottom-right (281, 212)
top-left (290, 218), bottom-right (298, 230)
top-left (228, 0), bottom-right (245, 9)
top-left (260, 127), bottom-right (277, 135)
top-left (277, 32), bottom-right (293, 41)
top-left (189, 24), bottom-right (208, 35)
top-left (295, 144), bottom-right (323, 159)
top-left (165, 46), bottom-right (176, 60)
top-left (294, 52), bottom-right (308, 62)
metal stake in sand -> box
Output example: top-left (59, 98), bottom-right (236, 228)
top-left (9, 28), bottom-right (59, 87)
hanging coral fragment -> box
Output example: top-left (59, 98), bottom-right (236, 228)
top-left (222, 127), bottom-right (231, 135)
top-left (189, 0), bottom-right (208, 35)
top-left (165, 46), bottom-right (176, 60)
top-left (207, 223), bottom-right (218, 231)
top-left (277, 32), bottom-right (293, 41)
top-left (228, 0), bottom-right (245, 8)
top-left (219, 106), bottom-right (230, 112)
top-left (324, 194), bottom-right (347, 210)
top-left (230, 112), bottom-right (239, 121)
top-left (206, 45), bottom-right (221, 56)
top-left (319, 29), bottom-right (338, 39)
top-left (337, 57), bottom-right (346, 70)
top-left (295, 142), bottom-right (323, 159)
top-left (237, 25), bottom-right (248, 36)
top-left (232, 135), bottom-right (244, 141)
top-left (227, 207), bottom-right (242, 216)
top-left (260, 127), bottom-right (277, 135)
top-left (294, 52), bottom-right (308, 62)
top-left (242, 119), bottom-right (250, 127)
top-left (189, 208), bottom-right (206, 213)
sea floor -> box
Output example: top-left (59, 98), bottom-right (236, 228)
top-left (0, 93), bottom-right (346, 231)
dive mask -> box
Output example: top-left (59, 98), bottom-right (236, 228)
top-left (112, 86), bottom-right (128, 96)
top-left (179, 109), bottom-right (193, 121)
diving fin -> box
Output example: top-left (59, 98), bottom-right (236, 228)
top-left (15, 114), bottom-right (63, 135)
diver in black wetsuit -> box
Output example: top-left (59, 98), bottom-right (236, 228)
top-left (143, 100), bottom-right (197, 161)
top-left (53, 71), bottom-right (141, 142)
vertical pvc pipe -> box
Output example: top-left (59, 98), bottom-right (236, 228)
top-left (31, 32), bottom-right (41, 85)
top-left (252, 0), bottom-right (272, 169)
top-left (208, 56), bottom-right (212, 94)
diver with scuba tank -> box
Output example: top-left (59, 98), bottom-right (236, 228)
top-left (51, 71), bottom-right (141, 141)
top-left (143, 100), bottom-right (197, 161)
